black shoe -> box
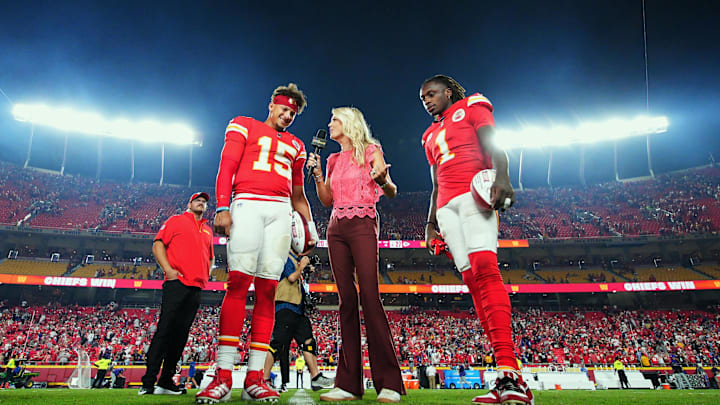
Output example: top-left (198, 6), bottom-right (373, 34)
top-left (279, 383), bottom-right (288, 393)
top-left (155, 381), bottom-right (187, 395)
top-left (138, 386), bottom-right (155, 395)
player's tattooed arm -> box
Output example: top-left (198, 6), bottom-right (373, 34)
top-left (425, 164), bottom-right (441, 254)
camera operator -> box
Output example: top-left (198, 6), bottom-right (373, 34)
top-left (263, 251), bottom-right (334, 391)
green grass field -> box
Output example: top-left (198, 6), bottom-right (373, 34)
top-left (2, 388), bottom-right (720, 405)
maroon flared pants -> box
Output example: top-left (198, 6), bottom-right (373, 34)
top-left (327, 215), bottom-right (404, 397)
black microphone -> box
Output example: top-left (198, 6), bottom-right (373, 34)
top-left (306, 129), bottom-right (328, 183)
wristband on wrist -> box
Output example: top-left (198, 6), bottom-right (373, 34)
top-left (426, 220), bottom-right (437, 228)
top-left (216, 207), bottom-right (229, 213)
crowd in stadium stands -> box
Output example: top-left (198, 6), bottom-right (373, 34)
top-left (4, 250), bottom-right (715, 285)
top-left (91, 264), bottom-right (163, 280)
top-left (0, 161), bottom-right (215, 234)
top-left (3, 161), bottom-right (719, 240)
top-left (2, 301), bottom-right (718, 369)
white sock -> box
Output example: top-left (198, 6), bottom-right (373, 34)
top-left (247, 348), bottom-right (267, 371)
top-left (216, 345), bottom-right (236, 370)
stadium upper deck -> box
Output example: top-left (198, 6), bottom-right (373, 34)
top-left (1, 161), bottom-right (719, 240)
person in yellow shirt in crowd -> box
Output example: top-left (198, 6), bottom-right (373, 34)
top-left (641, 353), bottom-right (651, 367)
top-left (2, 357), bottom-right (18, 389)
top-left (4, 357), bottom-right (16, 376)
top-left (614, 358), bottom-right (630, 389)
top-left (92, 356), bottom-right (112, 388)
top-left (484, 353), bottom-right (494, 367)
top-left (295, 353), bottom-right (306, 388)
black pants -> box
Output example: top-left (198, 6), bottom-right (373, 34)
top-left (141, 280), bottom-right (201, 388)
top-left (92, 369), bottom-right (107, 388)
top-left (270, 309), bottom-right (313, 384)
top-left (618, 370), bottom-right (629, 389)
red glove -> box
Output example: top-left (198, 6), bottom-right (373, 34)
top-left (430, 236), bottom-right (453, 261)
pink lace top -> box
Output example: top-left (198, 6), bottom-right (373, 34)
top-left (327, 144), bottom-right (384, 219)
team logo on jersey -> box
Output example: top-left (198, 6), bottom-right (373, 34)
top-left (452, 108), bottom-right (466, 122)
top-left (292, 140), bottom-right (301, 151)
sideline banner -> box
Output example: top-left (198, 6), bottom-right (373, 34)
top-left (1, 274), bottom-right (718, 293)
top-left (211, 238), bottom-right (529, 249)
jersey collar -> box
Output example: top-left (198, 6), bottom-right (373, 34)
top-left (433, 99), bottom-right (463, 123)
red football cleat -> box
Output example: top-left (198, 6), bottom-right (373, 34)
top-left (472, 388), bottom-right (501, 404)
top-left (241, 370), bottom-right (280, 402)
top-left (195, 368), bottom-right (232, 404)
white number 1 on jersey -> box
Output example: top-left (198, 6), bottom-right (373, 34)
top-left (435, 129), bottom-right (455, 164)
top-left (252, 136), bottom-right (296, 180)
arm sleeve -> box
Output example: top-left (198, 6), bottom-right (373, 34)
top-left (292, 140), bottom-right (307, 187)
top-left (215, 118), bottom-right (249, 209)
top-left (154, 217), bottom-right (176, 245)
top-left (467, 103), bottom-right (495, 130)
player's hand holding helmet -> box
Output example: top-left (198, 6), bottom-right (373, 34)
top-left (491, 171), bottom-right (514, 211)
top-left (471, 169), bottom-right (514, 211)
top-left (305, 219), bottom-right (319, 255)
top-left (291, 211), bottom-right (319, 255)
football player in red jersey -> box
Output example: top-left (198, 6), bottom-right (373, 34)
top-left (196, 83), bottom-right (318, 404)
top-left (420, 75), bottom-right (532, 405)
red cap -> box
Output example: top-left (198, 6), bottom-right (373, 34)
top-left (189, 192), bottom-right (210, 204)
top-left (273, 95), bottom-right (299, 113)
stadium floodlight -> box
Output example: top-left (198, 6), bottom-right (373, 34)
top-left (495, 115), bottom-right (668, 150)
top-left (12, 103), bottom-right (199, 146)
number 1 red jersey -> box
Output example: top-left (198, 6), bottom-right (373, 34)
top-left (216, 116), bottom-right (307, 208)
top-left (421, 93), bottom-right (495, 208)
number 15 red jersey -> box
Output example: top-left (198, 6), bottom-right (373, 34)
top-left (421, 93), bottom-right (495, 208)
top-left (216, 116), bottom-right (307, 208)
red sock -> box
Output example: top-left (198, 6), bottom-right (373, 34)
top-left (218, 271), bottom-right (253, 345)
top-left (462, 270), bottom-right (489, 334)
top-left (218, 368), bottom-right (232, 381)
top-left (468, 251), bottom-right (518, 370)
top-left (249, 277), bottom-right (278, 348)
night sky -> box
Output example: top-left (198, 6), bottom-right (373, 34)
top-left (1, 0), bottom-right (719, 191)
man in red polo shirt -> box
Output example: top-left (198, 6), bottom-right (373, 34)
top-left (139, 192), bottom-right (214, 396)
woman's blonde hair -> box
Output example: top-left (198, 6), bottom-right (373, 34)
top-left (331, 107), bottom-right (380, 166)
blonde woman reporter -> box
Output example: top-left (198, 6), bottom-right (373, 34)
top-left (307, 107), bottom-right (404, 403)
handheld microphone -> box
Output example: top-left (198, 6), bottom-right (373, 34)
top-left (306, 129), bottom-right (328, 183)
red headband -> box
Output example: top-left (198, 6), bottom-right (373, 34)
top-left (273, 95), bottom-right (299, 113)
